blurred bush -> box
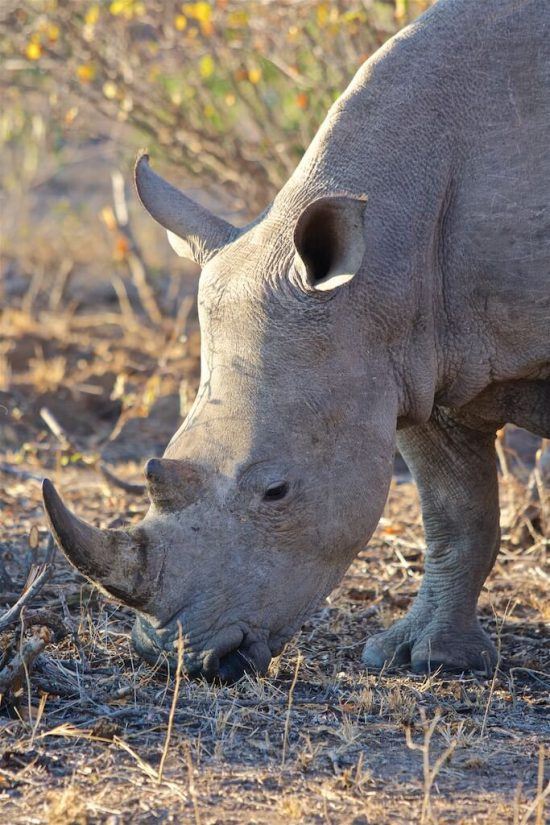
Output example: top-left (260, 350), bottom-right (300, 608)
top-left (2, 1), bottom-right (433, 212)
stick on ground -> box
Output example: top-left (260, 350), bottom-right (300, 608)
top-left (0, 538), bottom-right (56, 633)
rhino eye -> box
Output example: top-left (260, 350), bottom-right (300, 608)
top-left (263, 482), bottom-right (289, 502)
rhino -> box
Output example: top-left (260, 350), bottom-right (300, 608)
top-left (43, 0), bottom-right (550, 683)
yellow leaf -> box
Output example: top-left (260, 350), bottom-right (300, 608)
top-left (248, 66), bottom-right (262, 84)
top-left (224, 92), bottom-right (236, 107)
top-left (195, 2), bottom-right (212, 23)
top-left (381, 525), bottom-right (404, 535)
top-left (76, 63), bottom-right (96, 83)
top-left (227, 10), bottom-right (248, 27)
top-left (316, 3), bottom-right (329, 27)
top-left (174, 14), bottom-right (187, 30)
top-left (287, 25), bottom-right (299, 42)
top-left (46, 23), bottom-right (59, 42)
top-left (343, 10), bottom-right (364, 24)
top-left (199, 54), bottom-right (214, 79)
top-left (102, 81), bottom-right (118, 99)
top-left (85, 5), bottom-right (100, 26)
top-left (110, 0), bottom-right (125, 14)
top-left (184, 2), bottom-right (212, 23)
top-left (64, 106), bottom-right (78, 125)
top-left (143, 374), bottom-right (160, 409)
top-left (114, 234), bottom-right (129, 260)
top-left (101, 205), bottom-right (116, 231)
top-left (25, 42), bottom-right (42, 61)
top-left (109, 0), bottom-right (139, 17)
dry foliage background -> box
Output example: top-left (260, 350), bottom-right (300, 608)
top-left (0, 1), bottom-right (548, 823)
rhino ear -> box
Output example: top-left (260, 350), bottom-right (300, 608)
top-left (134, 153), bottom-right (238, 265)
top-left (293, 195), bottom-right (367, 292)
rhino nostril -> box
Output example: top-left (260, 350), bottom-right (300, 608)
top-left (145, 458), bottom-right (163, 482)
top-left (201, 650), bottom-right (220, 679)
top-left (216, 649), bottom-right (254, 684)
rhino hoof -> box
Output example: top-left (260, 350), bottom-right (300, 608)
top-left (362, 639), bottom-right (412, 670)
top-left (362, 620), bottom-right (498, 676)
top-left (410, 654), bottom-right (494, 678)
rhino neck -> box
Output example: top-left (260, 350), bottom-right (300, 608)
top-left (269, 46), bottom-right (454, 425)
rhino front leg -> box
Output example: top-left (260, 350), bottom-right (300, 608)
top-left (363, 409), bottom-right (500, 674)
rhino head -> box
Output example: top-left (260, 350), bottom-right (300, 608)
top-left (43, 155), bottom-right (402, 682)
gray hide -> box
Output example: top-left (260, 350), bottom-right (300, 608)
top-left (44, 0), bottom-right (550, 682)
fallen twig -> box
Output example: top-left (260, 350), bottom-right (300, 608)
top-left (518, 745), bottom-right (549, 825)
top-left (111, 170), bottom-right (164, 327)
top-left (58, 590), bottom-right (89, 670)
top-left (405, 708), bottom-right (458, 825)
top-left (158, 622), bottom-right (184, 783)
top-left (21, 609), bottom-right (67, 642)
top-left (0, 462), bottom-right (44, 482)
top-left (282, 651), bottom-right (303, 767)
top-left (0, 627), bottom-right (52, 696)
top-left (48, 257), bottom-right (74, 312)
top-left (39, 407), bottom-right (71, 448)
top-left (99, 462), bottom-right (146, 495)
top-left (0, 538), bottom-right (56, 632)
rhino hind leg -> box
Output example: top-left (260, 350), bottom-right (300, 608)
top-left (363, 409), bottom-right (500, 675)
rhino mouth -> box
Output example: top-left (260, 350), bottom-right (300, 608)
top-left (131, 615), bottom-right (273, 684)
top-left (43, 478), bottom-right (273, 683)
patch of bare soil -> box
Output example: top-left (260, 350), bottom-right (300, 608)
top-left (0, 294), bottom-right (548, 824)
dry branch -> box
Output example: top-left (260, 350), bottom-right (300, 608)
top-left (39, 407), bottom-right (71, 448)
top-left (99, 462), bottom-right (146, 495)
top-left (0, 462), bottom-right (44, 482)
top-left (282, 651), bottom-right (303, 767)
top-left (0, 538), bottom-right (56, 633)
top-left (0, 627), bottom-right (51, 696)
top-left (111, 170), bottom-right (164, 327)
top-left (157, 622), bottom-right (185, 783)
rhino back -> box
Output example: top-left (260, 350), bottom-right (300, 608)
top-left (439, 1), bottom-right (550, 390)
top-left (277, 0), bottom-right (549, 401)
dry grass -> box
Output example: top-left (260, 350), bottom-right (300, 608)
top-left (0, 273), bottom-right (548, 824)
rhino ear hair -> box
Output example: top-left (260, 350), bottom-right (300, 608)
top-left (293, 195), bottom-right (367, 292)
top-left (134, 153), bottom-right (238, 266)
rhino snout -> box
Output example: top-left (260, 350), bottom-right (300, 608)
top-left (132, 616), bottom-right (272, 684)
top-left (204, 644), bottom-right (273, 684)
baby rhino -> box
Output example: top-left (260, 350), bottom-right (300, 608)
top-left (44, 0), bottom-right (549, 682)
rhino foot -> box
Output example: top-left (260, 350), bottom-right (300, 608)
top-left (362, 616), bottom-right (497, 676)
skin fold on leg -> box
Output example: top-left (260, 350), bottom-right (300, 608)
top-left (363, 408), bottom-right (500, 675)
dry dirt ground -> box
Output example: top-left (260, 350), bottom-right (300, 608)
top-left (0, 279), bottom-right (548, 824)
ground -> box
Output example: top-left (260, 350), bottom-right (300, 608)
top-left (0, 277), bottom-right (548, 825)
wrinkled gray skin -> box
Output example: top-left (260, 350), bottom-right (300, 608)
top-left (43, 0), bottom-right (550, 682)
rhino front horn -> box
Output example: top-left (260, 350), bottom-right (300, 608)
top-left (42, 479), bottom-right (153, 608)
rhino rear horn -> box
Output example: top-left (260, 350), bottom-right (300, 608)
top-left (134, 153), bottom-right (238, 265)
top-left (145, 458), bottom-right (205, 511)
top-left (42, 479), bottom-right (152, 608)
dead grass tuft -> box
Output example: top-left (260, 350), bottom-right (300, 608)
top-left (45, 786), bottom-right (88, 825)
